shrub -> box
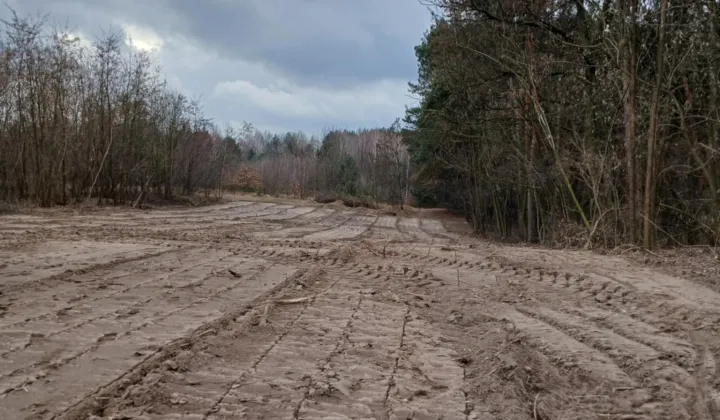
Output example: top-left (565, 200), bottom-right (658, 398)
top-left (314, 193), bottom-right (338, 204)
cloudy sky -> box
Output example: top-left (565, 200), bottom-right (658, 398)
top-left (3, 0), bottom-right (433, 135)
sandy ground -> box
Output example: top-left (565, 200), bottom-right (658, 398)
top-left (1, 199), bottom-right (720, 419)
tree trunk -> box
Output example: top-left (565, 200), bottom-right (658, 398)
top-left (621, 0), bottom-right (639, 244)
top-left (526, 92), bottom-right (539, 243)
top-left (642, 0), bottom-right (668, 249)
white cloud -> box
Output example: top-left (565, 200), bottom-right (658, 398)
top-left (212, 76), bottom-right (408, 122)
top-left (121, 23), bottom-right (164, 52)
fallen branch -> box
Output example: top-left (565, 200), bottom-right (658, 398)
top-left (363, 243), bottom-right (382, 257)
top-left (273, 282), bottom-right (336, 305)
top-left (275, 296), bottom-right (314, 304)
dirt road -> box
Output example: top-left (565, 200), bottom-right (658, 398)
top-left (1, 199), bottom-right (719, 419)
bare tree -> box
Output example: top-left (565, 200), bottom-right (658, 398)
top-left (0, 9), bottom-right (243, 206)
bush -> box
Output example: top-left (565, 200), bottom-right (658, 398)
top-left (314, 193), bottom-right (338, 204)
top-left (340, 195), bottom-right (378, 209)
top-left (313, 192), bottom-right (377, 209)
top-left (226, 167), bottom-right (263, 193)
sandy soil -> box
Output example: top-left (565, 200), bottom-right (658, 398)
top-left (1, 198), bottom-right (719, 419)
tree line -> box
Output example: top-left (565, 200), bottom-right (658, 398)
top-left (404, 0), bottom-right (720, 248)
top-left (232, 125), bottom-right (411, 209)
top-left (0, 11), bottom-right (256, 207)
top-left (0, 10), bottom-right (412, 210)
top-left (6, 3), bottom-right (711, 250)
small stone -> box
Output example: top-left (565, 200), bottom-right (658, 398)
top-left (162, 359), bottom-right (179, 371)
top-left (447, 312), bottom-right (462, 323)
top-left (333, 380), bottom-right (352, 398)
top-left (170, 392), bottom-right (187, 405)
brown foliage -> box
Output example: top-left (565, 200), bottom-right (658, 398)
top-left (228, 166), bottom-right (263, 192)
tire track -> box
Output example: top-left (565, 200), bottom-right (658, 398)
top-left (0, 245), bottom-right (177, 296)
top-left (207, 288), bottom-right (359, 418)
top-left (397, 217), bottom-right (434, 242)
top-left (391, 246), bottom-right (720, 419)
top-left (0, 247), bottom-right (206, 330)
top-left (526, 266), bottom-right (720, 334)
top-left (384, 306), bottom-right (409, 407)
top-left (296, 298), bottom-right (406, 419)
top-left (419, 218), bottom-right (459, 241)
top-left (0, 254), bottom-right (232, 360)
top-left (0, 241), bottom-right (163, 278)
top-left (566, 305), bottom-right (696, 367)
top-left (387, 313), bottom-right (467, 420)
top-left (232, 203), bottom-right (292, 220)
top-left (78, 268), bottom-right (338, 420)
top-left (515, 304), bottom-right (701, 419)
top-left (203, 301), bottom-right (312, 420)
top-left (303, 212), bottom-right (358, 241)
top-left (485, 303), bottom-right (635, 385)
top-left (262, 206), bottom-right (316, 221)
top-left (401, 247), bottom-right (720, 335)
top-left (84, 201), bottom-right (255, 221)
top-left (254, 209), bottom-right (339, 240)
top-left (690, 331), bottom-right (720, 420)
top-left (293, 207), bottom-right (335, 224)
top-left (0, 257), bottom-right (273, 402)
top-left (6, 265), bottom-right (295, 418)
top-left (293, 295), bottom-right (364, 419)
top-left (53, 266), bottom-right (308, 420)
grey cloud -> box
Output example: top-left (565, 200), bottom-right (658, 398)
top-left (3, 0), bottom-right (429, 87)
top-left (139, 0), bottom-right (429, 86)
top-left (0, 0), bottom-right (431, 133)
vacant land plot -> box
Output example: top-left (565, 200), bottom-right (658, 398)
top-left (1, 199), bottom-right (719, 419)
